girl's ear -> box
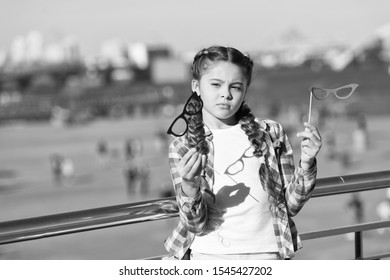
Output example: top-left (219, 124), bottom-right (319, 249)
top-left (191, 79), bottom-right (200, 96)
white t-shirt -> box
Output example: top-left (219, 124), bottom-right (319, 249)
top-left (191, 124), bottom-right (278, 254)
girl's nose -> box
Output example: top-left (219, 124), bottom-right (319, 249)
top-left (220, 86), bottom-right (232, 100)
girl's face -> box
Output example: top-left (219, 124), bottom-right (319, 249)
top-left (192, 61), bottom-right (248, 129)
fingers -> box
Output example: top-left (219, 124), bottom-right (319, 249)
top-left (301, 137), bottom-right (319, 149)
top-left (178, 148), bottom-right (203, 180)
top-left (187, 153), bottom-right (202, 179)
top-left (297, 122), bottom-right (322, 145)
top-left (297, 122), bottom-right (322, 163)
top-left (304, 122), bottom-right (321, 140)
top-left (180, 148), bottom-right (197, 166)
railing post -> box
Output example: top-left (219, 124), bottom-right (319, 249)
top-left (354, 231), bottom-right (363, 259)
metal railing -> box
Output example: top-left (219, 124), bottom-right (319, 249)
top-left (1, 170), bottom-right (390, 259)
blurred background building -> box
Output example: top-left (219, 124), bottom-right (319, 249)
top-left (1, 23), bottom-right (390, 124)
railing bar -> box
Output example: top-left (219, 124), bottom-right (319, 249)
top-left (0, 212), bottom-right (178, 234)
top-left (315, 170), bottom-right (390, 188)
top-left (0, 197), bottom-right (178, 227)
top-left (361, 252), bottom-right (390, 260)
top-left (312, 180), bottom-right (390, 197)
top-left (146, 251), bottom-right (390, 261)
top-left (0, 214), bottom-right (178, 245)
top-left (300, 220), bottom-right (390, 240)
top-left (0, 198), bottom-right (178, 230)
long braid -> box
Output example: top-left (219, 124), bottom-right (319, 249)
top-left (237, 102), bottom-right (285, 213)
top-left (185, 95), bottom-right (209, 155)
top-left (184, 93), bottom-right (213, 201)
top-left (236, 103), bottom-right (264, 156)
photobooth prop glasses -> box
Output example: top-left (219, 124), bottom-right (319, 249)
top-left (166, 91), bottom-right (203, 137)
top-left (308, 83), bottom-right (359, 123)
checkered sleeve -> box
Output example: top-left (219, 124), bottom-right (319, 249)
top-left (168, 140), bottom-right (208, 234)
top-left (271, 121), bottom-right (317, 217)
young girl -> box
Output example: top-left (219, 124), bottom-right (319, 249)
top-left (164, 46), bottom-right (322, 260)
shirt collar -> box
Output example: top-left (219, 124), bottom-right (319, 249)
top-left (203, 118), bottom-right (267, 140)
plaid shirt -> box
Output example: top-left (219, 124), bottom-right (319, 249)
top-left (164, 119), bottom-right (317, 260)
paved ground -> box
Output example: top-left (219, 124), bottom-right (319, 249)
top-left (0, 114), bottom-right (389, 260)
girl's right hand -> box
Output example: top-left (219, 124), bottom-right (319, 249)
top-left (177, 148), bottom-right (206, 195)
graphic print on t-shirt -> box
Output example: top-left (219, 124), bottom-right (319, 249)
top-left (191, 125), bottom-right (277, 254)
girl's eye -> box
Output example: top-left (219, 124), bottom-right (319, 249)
top-left (212, 83), bottom-right (221, 87)
top-left (232, 86), bottom-right (242, 91)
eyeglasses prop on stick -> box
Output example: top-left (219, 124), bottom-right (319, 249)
top-left (307, 83), bottom-right (359, 124)
top-left (166, 91), bottom-right (202, 137)
top-left (166, 92), bottom-right (217, 201)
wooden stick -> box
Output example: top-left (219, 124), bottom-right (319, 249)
top-left (308, 92), bottom-right (313, 124)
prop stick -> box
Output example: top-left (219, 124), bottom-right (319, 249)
top-left (308, 91), bottom-right (313, 124)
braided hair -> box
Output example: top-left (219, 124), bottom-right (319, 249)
top-left (187, 45), bottom-right (284, 210)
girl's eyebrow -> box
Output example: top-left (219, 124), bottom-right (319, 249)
top-left (209, 78), bottom-right (244, 85)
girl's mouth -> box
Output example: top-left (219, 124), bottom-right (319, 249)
top-left (217, 103), bottom-right (230, 109)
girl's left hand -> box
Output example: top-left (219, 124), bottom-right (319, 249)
top-left (297, 122), bottom-right (322, 170)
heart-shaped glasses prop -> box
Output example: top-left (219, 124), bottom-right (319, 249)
top-left (308, 83), bottom-right (359, 123)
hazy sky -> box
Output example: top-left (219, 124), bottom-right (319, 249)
top-left (1, 0), bottom-right (389, 56)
